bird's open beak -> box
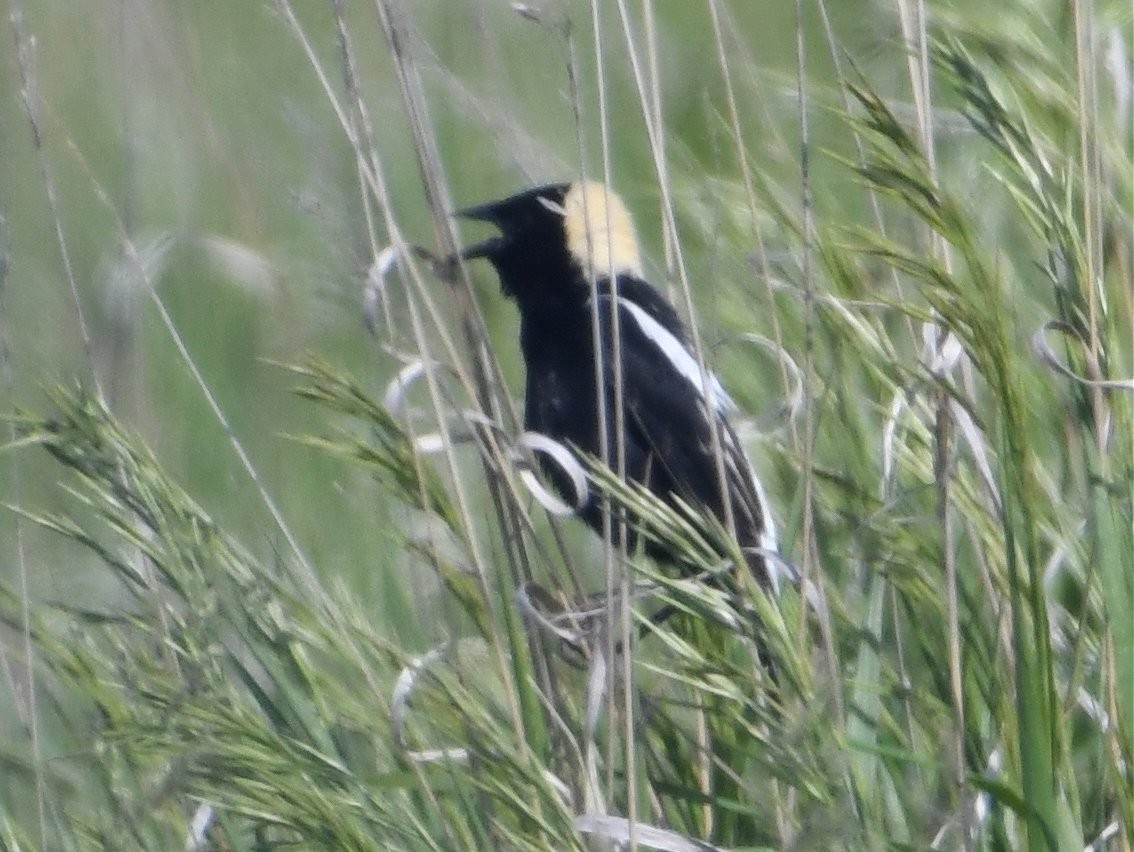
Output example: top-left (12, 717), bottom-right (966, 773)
top-left (453, 202), bottom-right (507, 260)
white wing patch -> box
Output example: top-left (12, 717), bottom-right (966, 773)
top-left (606, 293), bottom-right (787, 591)
top-left (719, 425), bottom-right (784, 589)
top-left (747, 465), bottom-right (779, 554)
top-left (615, 297), bottom-right (736, 415)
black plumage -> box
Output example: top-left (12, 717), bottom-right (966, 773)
top-left (458, 181), bottom-right (782, 592)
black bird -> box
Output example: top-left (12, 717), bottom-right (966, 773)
top-left (457, 181), bottom-right (784, 594)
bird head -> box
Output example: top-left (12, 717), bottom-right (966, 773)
top-left (457, 181), bottom-right (642, 300)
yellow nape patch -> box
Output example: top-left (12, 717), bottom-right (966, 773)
top-left (562, 181), bottom-right (643, 279)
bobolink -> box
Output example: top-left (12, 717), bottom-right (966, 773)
top-left (458, 181), bottom-right (784, 593)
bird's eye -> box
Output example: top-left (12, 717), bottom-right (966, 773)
top-left (537, 196), bottom-right (567, 216)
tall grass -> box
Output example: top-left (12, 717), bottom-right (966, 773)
top-left (1, 0), bottom-right (1130, 849)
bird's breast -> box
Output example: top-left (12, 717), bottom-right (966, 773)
top-left (519, 309), bottom-right (601, 444)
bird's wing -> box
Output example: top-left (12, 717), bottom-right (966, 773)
top-left (594, 289), bottom-right (782, 589)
